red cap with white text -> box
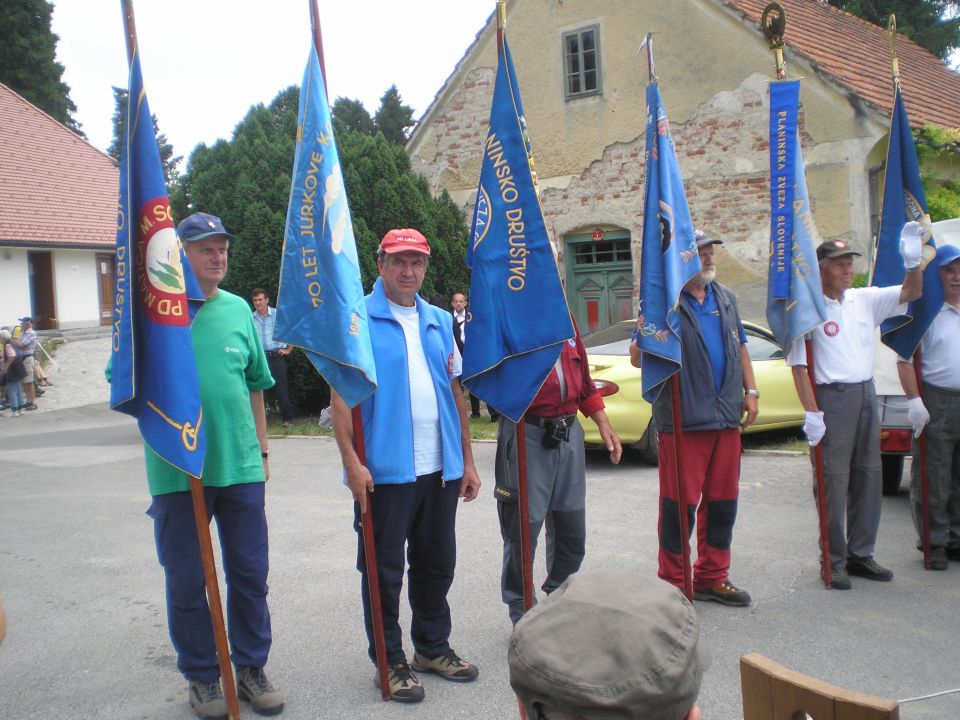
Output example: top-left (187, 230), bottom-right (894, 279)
top-left (379, 228), bottom-right (431, 255)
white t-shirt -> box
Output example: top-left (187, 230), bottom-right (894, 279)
top-left (389, 301), bottom-right (461, 475)
top-left (453, 310), bottom-right (466, 344)
top-left (787, 285), bottom-right (905, 384)
top-left (912, 303), bottom-right (960, 390)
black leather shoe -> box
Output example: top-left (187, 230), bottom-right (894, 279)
top-left (846, 557), bottom-right (893, 581)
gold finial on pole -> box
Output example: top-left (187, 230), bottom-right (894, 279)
top-left (762, 3), bottom-right (787, 80)
top-left (496, 0), bottom-right (506, 52)
top-left (888, 14), bottom-right (901, 89)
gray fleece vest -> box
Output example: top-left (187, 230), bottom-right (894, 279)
top-left (652, 281), bottom-right (744, 433)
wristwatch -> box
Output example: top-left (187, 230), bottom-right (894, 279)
top-left (261, 450), bottom-right (270, 459)
top-left (745, 388), bottom-right (760, 399)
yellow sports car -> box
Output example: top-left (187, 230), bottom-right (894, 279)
top-left (579, 320), bottom-right (804, 462)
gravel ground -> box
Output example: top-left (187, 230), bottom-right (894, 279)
top-left (29, 337), bottom-right (112, 412)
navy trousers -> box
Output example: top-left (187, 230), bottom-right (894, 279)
top-left (148, 482), bottom-right (272, 682)
top-left (355, 471), bottom-right (460, 664)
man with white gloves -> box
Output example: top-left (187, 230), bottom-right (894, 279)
top-left (896, 243), bottom-right (960, 570)
top-left (787, 224), bottom-right (923, 589)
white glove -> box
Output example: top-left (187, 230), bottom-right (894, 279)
top-left (803, 411), bottom-right (826, 446)
top-left (907, 396), bottom-right (930, 438)
top-left (899, 221), bottom-right (924, 270)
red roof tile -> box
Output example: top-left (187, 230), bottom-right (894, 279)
top-left (726, 0), bottom-right (960, 129)
top-left (0, 83), bottom-right (117, 247)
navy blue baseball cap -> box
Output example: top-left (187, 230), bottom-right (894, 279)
top-left (936, 244), bottom-right (960, 266)
top-left (177, 212), bottom-right (237, 245)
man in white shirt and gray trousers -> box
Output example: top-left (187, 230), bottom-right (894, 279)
top-left (788, 224), bottom-right (923, 589)
top-left (896, 243), bottom-right (960, 570)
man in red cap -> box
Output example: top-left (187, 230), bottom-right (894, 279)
top-left (331, 229), bottom-right (482, 703)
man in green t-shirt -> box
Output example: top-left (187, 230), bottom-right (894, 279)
top-left (147, 212), bottom-right (284, 720)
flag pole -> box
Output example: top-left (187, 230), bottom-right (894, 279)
top-left (644, 33), bottom-right (692, 602)
top-left (912, 350), bottom-right (933, 569)
top-left (762, 3), bottom-right (832, 589)
top-left (495, 0), bottom-right (535, 618)
top-left (306, 0), bottom-right (389, 699)
top-left (120, 3), bottom-right (239, 717)
top-left (885, 13), bottom-right (932, 570)
top-left (804, 341), bottom-right (833, 587)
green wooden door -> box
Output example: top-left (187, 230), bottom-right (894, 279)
top-left (565, 230), bottom-right (634, 335)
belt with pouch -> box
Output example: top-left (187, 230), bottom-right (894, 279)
top-left (524, 413), bottom-right (576, 427)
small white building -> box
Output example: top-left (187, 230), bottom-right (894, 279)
top-left (0, 83), bottom-right (117, 331)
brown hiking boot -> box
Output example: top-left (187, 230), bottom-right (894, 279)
top-left (236, 665), bottom-right (284, 715)
top-left (377, 660), bottom-right (425, 703)
top-left (411, 648), bottom-right (479, 682)
top-left (693, 580), bottom-right (752, 607)
top-left (188, 680), bottom-right (228, 720)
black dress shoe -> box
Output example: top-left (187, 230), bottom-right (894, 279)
top-left (846, 557), bottom-right (893, 581)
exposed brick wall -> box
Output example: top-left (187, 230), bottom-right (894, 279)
top-left (410, 73), bottom-right (842, 324)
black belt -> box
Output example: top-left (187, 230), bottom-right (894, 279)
top-left (525, 413), bottom-right (576, 427)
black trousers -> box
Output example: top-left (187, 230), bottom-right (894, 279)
top-left (355, 472), bottom-right (461, 663)
top-left (266, 353), bottom-right (293, 423)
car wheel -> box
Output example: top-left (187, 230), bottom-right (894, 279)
top-left (637, 422), bottom-right (658, 466)
top-left (881, 454), bottom-right (904, 495)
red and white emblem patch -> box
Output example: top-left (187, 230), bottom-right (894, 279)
top-left (447, 352), bottom-right (454, 374)
top-left (823, 321), bottom-right (840, 337)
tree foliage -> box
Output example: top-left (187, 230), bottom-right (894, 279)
top-left (0, 0), bottom-right (83, 134)
top-left (373, 85), bottom-right (416, 144)
top-left (915, 124), bottom-right (960, 221)
top-left (108, 87), bottom-right (182, 186)
top-left (827, 1), bottom-right (960, 59)
top-left (174, 85), bottom-right (469, 414)
top-left (332, 97), bottom-right (375, 136)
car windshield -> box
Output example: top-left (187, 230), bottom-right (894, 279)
top-left (583, 322), bottom-right (633, 356)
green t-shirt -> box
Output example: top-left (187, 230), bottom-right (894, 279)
top-left (145, 289), bottom-right (274, 495)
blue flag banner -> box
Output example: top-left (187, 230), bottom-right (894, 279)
top-left (873, 87), bottom-right (940, 358)
top-left (274, 44), bottom-right (377, 409)
top-left (765, 81), bottom-right (827, 348)
top-left (768, 81), bottom-right (799, 300)
top-left (111, 50), bottom-right (206, 478)
top-left (636, 83), bottom-right (701, 403)
top-left (462, 37), bottom-right (573, 423)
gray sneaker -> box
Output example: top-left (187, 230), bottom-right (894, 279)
top-left (236, 665), bottom-right (285, 715)
top-left (188, 680), bottom-right (228, 720)
top-left (830, 567), bottom-right (852, 590)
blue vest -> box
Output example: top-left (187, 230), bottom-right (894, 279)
top-left (359, 278), bottom-right (464, 484)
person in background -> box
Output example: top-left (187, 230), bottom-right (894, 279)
top-left (1, 328), bottom-right (26, 416)
top-left (896, 243), bottom-right (960, 569)
top-left (451, 291), bottom-right (484, 419)
top-left (12, 317), bottom-right (38, 411)
top-left (251, 288), bottom-right (294, 428)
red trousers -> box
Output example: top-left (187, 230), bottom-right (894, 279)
top-left (657, 428), bottom-right (741, 589)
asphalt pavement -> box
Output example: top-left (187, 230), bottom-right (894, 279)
top-left (1, 403), bottom-right (959, 720)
